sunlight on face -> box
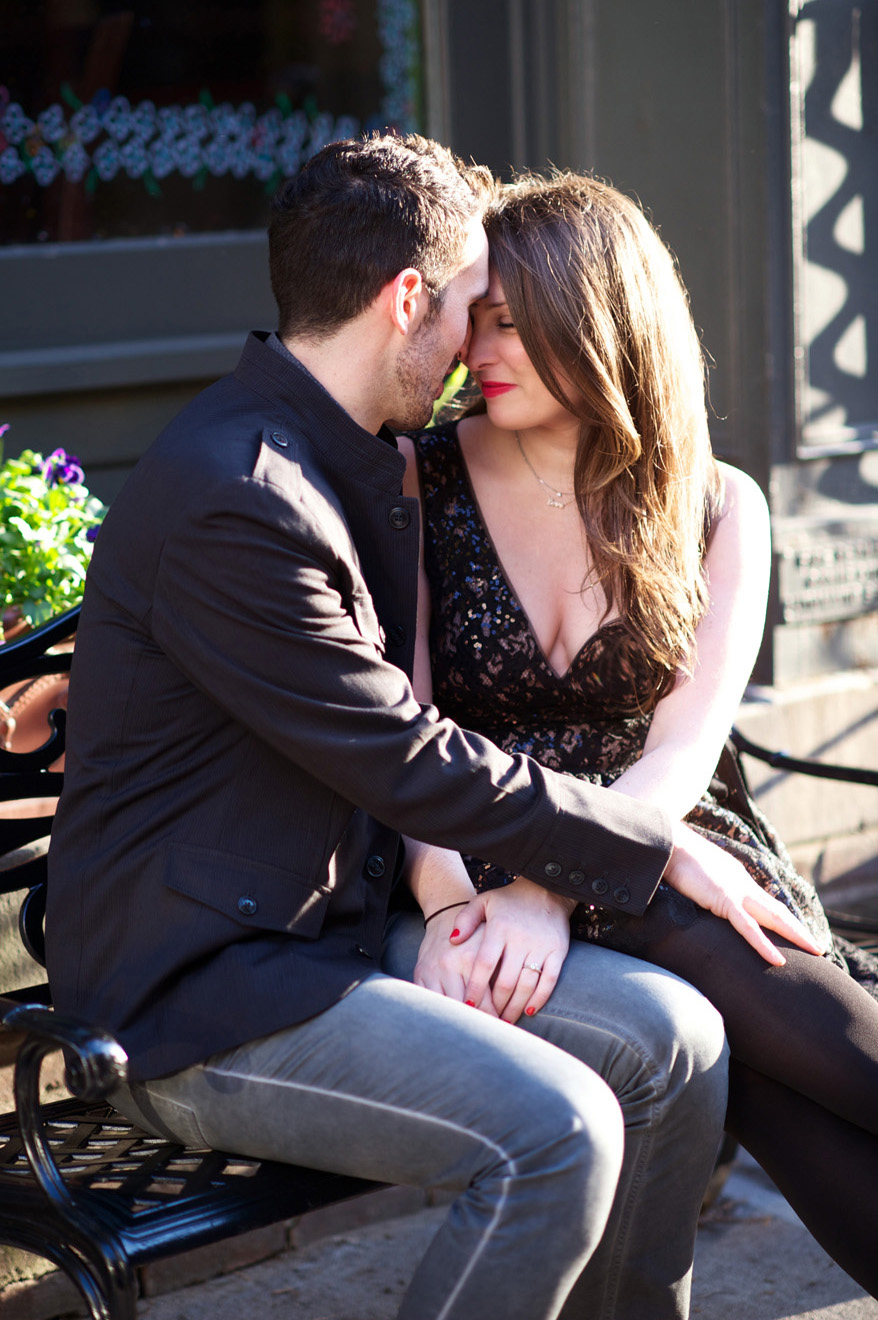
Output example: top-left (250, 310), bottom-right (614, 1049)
top-left (463, 267), bottom-right (575, 436)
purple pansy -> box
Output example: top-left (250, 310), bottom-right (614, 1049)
top-left (39, 448), bottom-right (85, 488)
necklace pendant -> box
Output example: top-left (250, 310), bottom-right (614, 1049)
top-left (547, 496), bottom-right (565, 509)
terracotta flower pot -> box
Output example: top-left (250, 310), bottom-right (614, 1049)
top-left (0, 609), bottom-right (72, 819)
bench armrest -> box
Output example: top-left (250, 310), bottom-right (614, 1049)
top-left (1, 1002), bottom-right (129, 1213)
top-left (2, 1003), bottom-right (129, 1101)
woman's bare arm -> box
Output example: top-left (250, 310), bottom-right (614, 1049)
top-left (611, 462), bottom-right (771, 817)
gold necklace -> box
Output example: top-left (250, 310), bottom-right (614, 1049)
top-left (515, 432), bottom-right (576, 509)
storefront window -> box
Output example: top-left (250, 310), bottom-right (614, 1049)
top-left (0, 0), bottom-right (423, 245)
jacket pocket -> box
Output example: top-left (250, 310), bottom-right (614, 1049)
top-left (163, 842), bottom-right (330, 939)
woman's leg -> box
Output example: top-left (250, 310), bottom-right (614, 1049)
top-left (600, 891), bottom-right (878, 1133)
top-left (727, 1061), bottom-right (878, 1298)
top-left (596, 893), bottom-right (878, 1294)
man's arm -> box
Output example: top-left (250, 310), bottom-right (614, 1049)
top-left (151, 472), bottom-right (671, 913)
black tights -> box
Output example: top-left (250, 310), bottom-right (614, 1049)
top-left (596, 893), bottom-right (878, 1296)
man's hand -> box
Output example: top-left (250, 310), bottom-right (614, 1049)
top-left (414, 905), bottom-right (497, 1015)
top-left (666, 821), bottom-right (826, 965)
top-left (450, 879), bottom-right (576, 1022)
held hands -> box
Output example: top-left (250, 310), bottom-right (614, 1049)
top-left (666, 821), bottom-right (827, 965)
top-left (421, 879), bottom-right (575, 1024)
top-left (414, 814), bottom-right (824, 1020)
top-left (414, 904), bottom-right (496, 1014)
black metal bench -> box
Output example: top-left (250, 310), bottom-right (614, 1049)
top-left (0, 606), bottom-right (383, 1320)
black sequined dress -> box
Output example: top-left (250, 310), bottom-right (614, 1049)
top-left (414, 422), bottom-right (878, 999)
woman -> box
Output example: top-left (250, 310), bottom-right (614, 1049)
top-left (398, 171), bottom-right (878, 1295)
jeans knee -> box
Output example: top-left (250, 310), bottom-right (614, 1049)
top-left (551, 1066), bottom-right (625, 1193)
top-left (509, 1071), bottom-right (624, 1249)
top-left (659, 981), bottom-right (728, 1114)
top-left (679, 986), bottom-right (726, 1071)
top-left (576, 1074), bottom-right (625, 1188)
top-left (523, 1066), bottom-right (624, 1193)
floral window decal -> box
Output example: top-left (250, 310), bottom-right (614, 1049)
top-left (0, 88), bottom-right (362, 195)
top-left (0, 0), bottom-right (423, 241)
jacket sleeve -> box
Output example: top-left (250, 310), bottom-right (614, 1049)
top-left (150, 472), bottom-right (671, 915)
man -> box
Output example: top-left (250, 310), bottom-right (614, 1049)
top-left (47, 134), bottom-right (730, 1319)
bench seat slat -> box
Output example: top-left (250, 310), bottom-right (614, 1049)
top-left (0, 1096), bottom-right (383, 1266)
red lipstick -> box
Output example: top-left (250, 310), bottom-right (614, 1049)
top-left (480, 381), bottom-right (516, 398)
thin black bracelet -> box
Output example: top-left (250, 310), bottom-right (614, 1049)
top-left (423, 900), bottom-right (469, 928)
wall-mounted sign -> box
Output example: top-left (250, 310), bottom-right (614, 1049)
top-left (778, 532), bottom-right (878, 622)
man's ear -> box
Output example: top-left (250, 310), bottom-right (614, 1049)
top-left (387, 268), bottom-right (427, 335)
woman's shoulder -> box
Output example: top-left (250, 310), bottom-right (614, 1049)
top-left (715, 460), bottom-right (769, 523)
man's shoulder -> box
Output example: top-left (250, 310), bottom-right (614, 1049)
top-left (147, 372), bottom-right (316, 486)
top-left (158, 391), bottom-right (344, 537)
top-left (114, 334), bottom-right (360, 550)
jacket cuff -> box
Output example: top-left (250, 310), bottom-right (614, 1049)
top-left (517, 775), bottom-right (673, 916)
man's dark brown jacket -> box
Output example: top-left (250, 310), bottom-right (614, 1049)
top-left (46, 332), bottom-right (671, 1081)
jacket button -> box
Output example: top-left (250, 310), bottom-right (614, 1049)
top-left (237, 896), bottom-right (258, 916)
top-left (591, 878), bottom-right (608, 896)
top-left (388, 506), bottom-right (411, 530)
top-left (365, 855), bottom-right (386, 878)
top-left (387, 624), bottom-right (407, 647)
top-left (270, 431), bottom-right (289, 448)
top-left (569, 870), bottom-right (585, 886)
top-left (614, 886), bottom-right (631, 904)
top-left (544, 861), bottom-right (562, 879)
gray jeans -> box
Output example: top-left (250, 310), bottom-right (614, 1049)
top-left (113, 916), bottom-right (726, 1320)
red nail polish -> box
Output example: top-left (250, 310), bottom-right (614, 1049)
top-left (450, 928), bottom-right (460, 938)
top-left (525, 1006), bottom-right (536, 1016)
top-left (465, 1000), bottom-right (476, 1007)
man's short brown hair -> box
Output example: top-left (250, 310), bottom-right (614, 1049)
top-left (269, 133), bottom-right (493, 340)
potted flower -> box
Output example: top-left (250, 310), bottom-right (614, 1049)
top-left (0, 425), bottom-right (106, 640)
top-left (0, 425), bottom-right (106, 759)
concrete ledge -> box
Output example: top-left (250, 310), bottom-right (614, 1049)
top-left (139, 1222), bottom-right (290, 1299)
top-left (288, 1185), bottom-right (431, 1250)
top-left (0, 1184), bottom-right (435, 1319)
top-left (790, 825), bottom-right (878, 903)
top-left (0, 1266), bottom-right (82, 1320)
top-left (736, 668), bottom-right (878, 850)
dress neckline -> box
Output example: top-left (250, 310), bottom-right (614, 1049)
top-left (448, 425), bottom-right (625, 684)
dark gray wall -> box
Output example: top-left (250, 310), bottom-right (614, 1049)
top-left (0, 233), bottom-right (275, 503)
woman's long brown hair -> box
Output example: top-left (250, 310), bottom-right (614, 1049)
top-left (484, 172), bottom-right (723, 708)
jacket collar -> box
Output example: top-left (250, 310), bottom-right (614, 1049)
top-left (234, 331), bottom-right (405, 492)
